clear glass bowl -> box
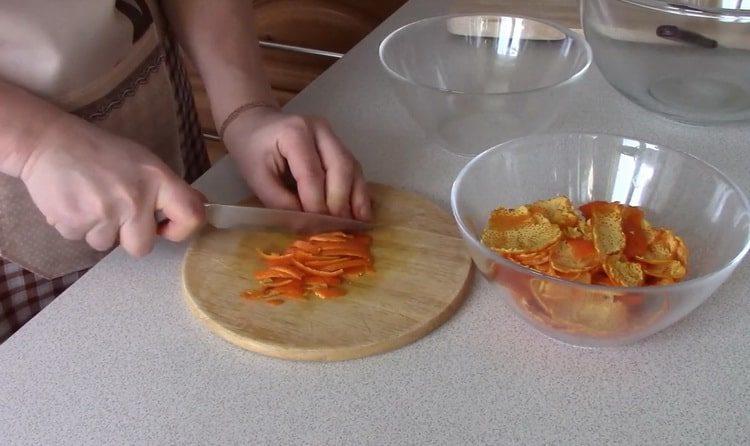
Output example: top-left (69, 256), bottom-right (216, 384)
top-left (379, 14), bottom-right (591, 156)
top-left (451, 133), bottom-right (750, 347)
top-left (582, 0), bottom-right (750, 124)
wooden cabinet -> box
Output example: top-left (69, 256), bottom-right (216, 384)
top-left (185, 0), bottom-right (406, 136)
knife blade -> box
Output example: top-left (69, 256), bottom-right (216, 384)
top-left (204, 203), bottom-right (372, 234)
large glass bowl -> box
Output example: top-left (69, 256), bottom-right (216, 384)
top-left (451, 133), bottom-right (750, 347)
top-left (379, 14), bottom-right (591, 156)
top-left (582, 0), bottom-right (750, 124)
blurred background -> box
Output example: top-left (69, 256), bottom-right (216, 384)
top-left (189, 0), bottom-right (578, 163)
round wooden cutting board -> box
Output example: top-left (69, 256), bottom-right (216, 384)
top-left (182, 184), bottom-right (472, 361)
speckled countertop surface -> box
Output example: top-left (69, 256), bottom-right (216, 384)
top-left (1, 1), bottom-right (749, 444)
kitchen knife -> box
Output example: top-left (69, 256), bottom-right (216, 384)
top-left (203, 203), bottom-right (373, 234)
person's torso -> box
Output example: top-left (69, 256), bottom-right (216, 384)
top-left (0, 0), bottom-right (207, 278)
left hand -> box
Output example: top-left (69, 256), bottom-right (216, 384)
top-left (222, 107), bottom-right (371, 221)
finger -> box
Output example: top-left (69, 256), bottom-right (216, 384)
top-left (351, 170), bottom-right (372, 222)
top-left (54, 222), bottom-right (91, 241)
top-left (277, 120), bottom-right (327, 214)
top-left (119, 211), bottom-right (156, 257)
top-left (311, 122), bottom-right (355, 218)
top-left (156, 180), bottom-right (206, 242)
top-left (85, 221), bottom-right (119, 251)
top-left (246, 165), bottom-right (302, 211)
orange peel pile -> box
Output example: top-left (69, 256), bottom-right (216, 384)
top-left (482, 197), bottom-right (688, 287)
top-left (244, 231), bottom-right (374, 305)
top-left (483, 197), bottom-right (689, 335)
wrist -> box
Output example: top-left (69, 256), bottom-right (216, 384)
top-left (0, 87), bottom-right (66, 178)
top-left (218, 101), bottom-right (281, 140)
top-left (221, 106), bottom-right (286, 162)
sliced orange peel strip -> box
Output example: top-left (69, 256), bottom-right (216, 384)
top-left (243, 230), bottom-right (374, 305)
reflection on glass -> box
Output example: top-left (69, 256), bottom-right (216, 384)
top-left (612, 153), bottom-right (637, 203)
top-left (630, 163), bottom-right (654, 205)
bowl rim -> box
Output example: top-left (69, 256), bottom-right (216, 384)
top-left (450, 131), bottom-right (750, 295)
top-left (615, 0), bottom-right (750, 20)
top-left (378, 13), bottom-right (593, 96)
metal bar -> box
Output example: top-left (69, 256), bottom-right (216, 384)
top-left (259, 40), bottom-right (343, 59)
top-left (202, 131), bottom-right (221, 141)
top-left (199, 42), bottom-right (343, 142)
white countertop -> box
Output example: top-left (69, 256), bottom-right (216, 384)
top-left (2, 1), bottom-right (749, 444)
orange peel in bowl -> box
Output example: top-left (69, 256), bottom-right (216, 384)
top-left (621, 206), bottom-right (651, 258)
top-left (603, 254), bottom-right (645, 287)
top-left (642, 260), bottom-right (686, 280)
top-left (481, 206), bottom-right (562, 254)
top-left (636, 228), bottom-right (679, 264)
top-left (482, 196), bottom-right (688, 288)
top-left (481, 196), bottom-right (689, 336)
top-left (509, 248), bottom-right (552, 266)
top-left (562, 219), bottom-right (593, 240)
top-left (550, 238), bottom-right (600, 274)
top-left (530, 279), bottom-right (628, 334)
top-left (588, 202), bottom-right (627, 256)
top-left (529, 196), bottom-right (580, 227)
top-left (674, 235), bottom-right (689, 265)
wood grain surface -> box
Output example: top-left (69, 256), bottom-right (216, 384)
top-left (182, 184), bottom-right (473, 361)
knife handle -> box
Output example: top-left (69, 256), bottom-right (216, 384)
top-left (656, 25), bottom-right (717, 49)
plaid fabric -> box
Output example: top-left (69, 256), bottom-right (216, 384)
top-left (0, 39), bottom-right (209, 344)
top-left (0, 260), bottom-right (84, 343)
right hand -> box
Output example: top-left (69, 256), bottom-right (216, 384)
top-left (19, 115), bottom-right (206, 257)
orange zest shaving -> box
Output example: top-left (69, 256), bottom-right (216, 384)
top-left (318, 247), bottom-right (370, 258)
top-left (291, 240), bottom-right (322, 254)
top-left (266, 279), bottom-right (293, 287)
top-left (287, 249), bottom-right (336, 262)
top-left (319, 258), bottom-right (370, 272)
top-left (243, 230), bottom-right (374, 305)
top-left (269, 266), bottom-right (304, 280)
top-left (304, 257), bottom-right (350, 268)
top-left (291, 259), bottom-right (344, 277)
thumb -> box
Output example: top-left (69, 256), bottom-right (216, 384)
top-left (156, 177), bottom-right (206, 242)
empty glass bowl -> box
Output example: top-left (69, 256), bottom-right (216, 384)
top-left (582, 0), bottom-right (750, 124)
top-left (451, 133), bottom-right (750, 347)
top-left (379, 14), bottom-right (591, 156)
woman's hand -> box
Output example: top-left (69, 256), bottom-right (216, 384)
top-left (222, 107), bottom-right (372, 221)
top-left (162, 1), bottom-right (371, 220)
top-left (19, 115), bottom-right (206, 256)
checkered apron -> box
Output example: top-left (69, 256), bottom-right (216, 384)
top-left (0, 0), bottom-right (210, 343)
